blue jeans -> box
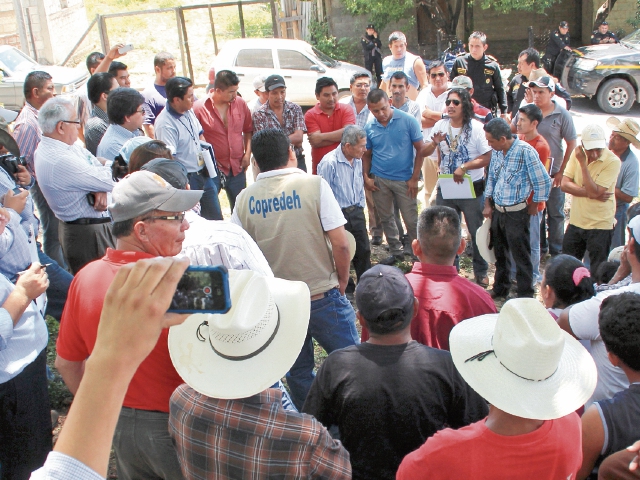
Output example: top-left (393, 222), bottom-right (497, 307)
top-left (213, 169), bottom-right (246, 211)
top-left (544, 186), bottom-right (565, 255)
top-left (31, 181), bottom-right (67, 269)
top-left (611, 203), bottom-right (629, 250)
top-left (37, 246), bottom-right (73, 321)
top-left (187, 171), bottom-right (222, 220)
top-left (510, 210), bottom-right (542, 286)
top-left (286, 288), bottom-right (359, 410)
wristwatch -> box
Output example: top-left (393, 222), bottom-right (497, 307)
top-left (460, 164), bottom-right (468, 174)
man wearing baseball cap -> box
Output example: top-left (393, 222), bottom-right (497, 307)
top-left (398, 298), bottom-right (597, 479)
top-left (450, 75), bottom-right (493, 124)
top-left (55, 171), bottom-right (202, 480)
top-left (606, 117), bottom-right (640, 249)
top-left (544, 20), bottom-right (571, 74)
top-left (247, 73), bottom-right (269, 114)
top-left (561, 124), bottom-right (621, 275)
top-left (591, 21), bottom-right (619, 45)
top-left (304, 264), bottom-right (488, 479)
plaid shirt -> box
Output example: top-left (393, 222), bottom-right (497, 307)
top-left (485, 138), bottom-right (552, 207)
top-left (169, 385), bottom-right (352, 479)
top-left (252, 100), bottom-right (306, 155)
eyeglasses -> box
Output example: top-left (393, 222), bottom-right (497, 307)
top-left (136, 108), bottom-right (145, 114)
top-left (354, 83), bottom-right (371, 88)
top-left (445, 99), bottom-right (461, 106)
top-left (430, 72), bottom-right (446, 78)
top-left (61, 120), bottom-right (81, 125)
top-left (141, 213), bottom-right (186, 223)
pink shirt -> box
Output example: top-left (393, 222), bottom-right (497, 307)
top-left (193, 96), bottom-right (253, 176)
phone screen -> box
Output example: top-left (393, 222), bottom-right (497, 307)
top-left (168, 266), bottom-right (231, 314)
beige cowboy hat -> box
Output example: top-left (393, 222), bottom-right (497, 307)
top-left (168, 269), bottom-right (310, 399)
top-left (475, 217), bottom-right (496, 264)
top-left (450, 298), bottom-right (597, 420)
top-left (606, 117), bottom-right (640, 149)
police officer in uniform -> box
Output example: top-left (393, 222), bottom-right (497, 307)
top-left (591, 21), bottom-right (619, 44)
top-left (361, 24), bottom-right (383, 86)
top-left (544, 21), bottom-right (571, 75)
top-left (507, 48), bottom-right (540, 115)
top-left (450, 31), bottom-right (508, 118)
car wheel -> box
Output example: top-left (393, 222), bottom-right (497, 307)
top-left (338, 90), bottom-right (351, 102)
top-left (596, 79), bottom-right (636, 114)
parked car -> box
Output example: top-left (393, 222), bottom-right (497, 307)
top-left (557, 29), bottom-right (640, 114)
top-left (0, 45), bottom-right (89, 111)
top-left (211, 38), bottom-right (369, 106)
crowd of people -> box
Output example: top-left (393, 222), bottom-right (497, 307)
top-left (0, 25), bottom-right (639, 480)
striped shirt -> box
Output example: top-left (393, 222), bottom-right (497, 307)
top-left (0, 167), bottom-right (38, 235)
top-left (84, 105), bottom-right (109, 156)
top-left (317, 146), bottom-right (366, 209)
top-left (96, 124), bottom-right (141, 162)
top-left (343, 96), bottom-right (372, 128)
top-left (34, 136), bottom-right (114, 221)
top-left (485, 138), bottom-right (552, 207)
top-left (30, 452), bottom-right (103, 480)
top-left (398, 98), bottom-right (422, 122)
top-left (169, 385), bottom-right (351, 479)
top-left (12, 102), bottom-right (41, 175)
top-left (0, 210), bottom-right (31, 282)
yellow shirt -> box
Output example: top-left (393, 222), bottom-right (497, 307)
top-left (563, 148), bottom-right (621, 230)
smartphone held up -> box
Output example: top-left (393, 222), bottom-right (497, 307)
top-left (168, 265), bottom-right (231, 314)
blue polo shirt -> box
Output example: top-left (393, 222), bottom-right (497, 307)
top-left (365, 107), bottom-right (422, 181)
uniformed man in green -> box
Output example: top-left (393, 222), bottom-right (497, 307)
top-left (544, 21), bottom-right (571, 74)
top-left (449, 31), bottom-right (508, 119)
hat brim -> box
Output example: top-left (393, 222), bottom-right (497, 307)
top-left (582, 139), bottom-right (607, 150)
top-left (0, 108), bottom-right (18, 123)
top-left (607, 117), bottom-right (640, 148)
top-left (168, 273), bottom-right (310, 399)
top-left (475, 218), bottom-right (496, 264)
top-left (526, 81), bottom-right (553, 91)
top-left (156, 189), bottom-right (203, 215)
top-left (450, 313), bottom-right (597, 420)
top-left (266, 83), bottom-right (286, 92)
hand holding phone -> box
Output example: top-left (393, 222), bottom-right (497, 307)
top-left (118, 44), bottom-right (134, 54)
top-left (168, 265), bottom-right (231, 314)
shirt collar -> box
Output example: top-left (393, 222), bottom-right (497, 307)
top-left (105, 248), bottom-right (155, 265)
top-left (372, 107), bottom-right (396, 127)
top-left (336, 146), bottom-right (358, 165)
top-left (166, 102), bottom-right (186, 118)
top-left (24, 102), bottom-right (39, 116)
top-left (411, 262), bottom-right (459, 276)
top-left (92, 105), bottom-right (109, 122)
top-left (621, 147), bottom-right (632, 162)
top-left (256, 167), bottom-right (305, 180)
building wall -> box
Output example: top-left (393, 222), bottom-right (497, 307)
top-left (599, 0), bottom-right (636, 38)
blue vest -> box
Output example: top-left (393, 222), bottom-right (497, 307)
top-left (382, 52), bottom-right (420, 89)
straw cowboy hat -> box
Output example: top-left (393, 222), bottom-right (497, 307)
top-left (606, 117), bottom-right (640, 149)
top-left (449, 298), bottom-right (597, 420)
top-left (168, 269), bottom-right (310, 399)
top-left (475, 218), bottom-right (496, 264)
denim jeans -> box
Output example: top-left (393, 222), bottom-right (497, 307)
top-left (212, 169), bottom-right (246, 211)
top-left (31, 181), bottom-right (67, 270)
top-left (187, 171), bottom-right (222, 220)
top-left (37, 246), bottom-right (73, 321)
top-left (510, 210), bottom-right (543, 286)
top-left (286, 288), bottom-right (359, 410)
top-left (544, 186), bottom-right (565, 255)
top-left (611, 203), bottom-right (629, 250)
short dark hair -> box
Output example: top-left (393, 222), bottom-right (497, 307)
top-left (252, 129), bottom-right (291, 172)
top-left (599, 292), bottom-right (640, 371)
top-left (107, 88), bottom-right (144, 125)
top-left (390, 71), bottom-right (409, 85)
top-left (166, 76), bottom-right (193, 104)
top-left (543, 254), bottom-right (595, 308)
top-left (154, 52), bottom-right (174, 68)
top-left (23, 71), bottom-right (52, 99)
top-left (367, 88), bottom-right (388, 104)
top-left (484, 118), bottom-right (513, 141)
top-left (417, 206), bottom-right (461, 262)
top-left (86, 52), bottom-right (105, 72)
top-left (213, 70), bottom-right (240, 90)
top-left (112, 218), bottom-right (135, 238)
top-left (594, 260), bottom-right (620, 285)
top-left (350, 72), bottom-right (371, 85)
top-left (108, 61), bottom-right (128, 76)
top-left (518, 48), bottom-right (540, 68)
top-left (518, 103), bottom-right (543, 126)
top-left (315, 77), bottom-right (338, 96)
top-left (365, 307), bottom-right (413, 335)
top-left (427, 60), bottom-right (448, 74)
top-left (87, 72), bottom-right (115, 104)
top-left (627, 203), bottom-right (640, 223)
top-left (128, 140), bottom-right (173, 174)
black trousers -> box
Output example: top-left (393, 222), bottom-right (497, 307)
top-left (562, 224), bottom-right (613, 276)
top-left (365, 56), bottom-right (383, 86)
top-left (492, 208), bottom-right (534, 297)
top-left (58, 221), bottom-right (115, 275)
top-left (342, 206), bottom-right (371, 281)
top-left (0, 349), bottom-right (51, 480)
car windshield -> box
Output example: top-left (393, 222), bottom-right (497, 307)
top-left (0, 48), bottom-right (36, 75)
top-left (311, 47), bottom-right (338, 68)
top-left (620, 29), bottom-right (640, 48)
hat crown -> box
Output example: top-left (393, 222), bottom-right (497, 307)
top-left (493, 299), bottom-right (564, 381)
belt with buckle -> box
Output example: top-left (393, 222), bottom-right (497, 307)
top-left (65, 217), bottom-right (111, 225)
top-left (494, 202), bottom-right (527, 213)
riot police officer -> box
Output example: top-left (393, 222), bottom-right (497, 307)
top-left (544, 21), bottom-right (571, 75)
top-left (361, 24), bottom-right (383, 86)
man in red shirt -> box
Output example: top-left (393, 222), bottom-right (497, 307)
top-left (55, 171), bottom-right (202, 480)
top-left (305, 77), bottom-right (356, 174)
top-left (194, 70), bottom-right (253, 209)
top-left (397, 298), bottom-right (598, 480)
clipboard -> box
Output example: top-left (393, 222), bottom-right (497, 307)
top-left (438, 174), bottom-right (476, 199)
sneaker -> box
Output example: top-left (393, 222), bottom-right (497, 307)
top-left (379, 254), bottom-right (404, 266)
top-left (371, 236), bottom-right (382, 246)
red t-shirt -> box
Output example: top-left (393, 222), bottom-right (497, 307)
top-left (304, 102), bottom-right (355, 174)
top-left (397, 413), bottom-right (582, 480)
top-left (521, 133), bottom-right (551, 212)
top-left (361, 263), bottom-right (497, 348)
top-left (193, 95), bottom-right (253, 176)
top-left (56, 248), bottom-right (184, 413)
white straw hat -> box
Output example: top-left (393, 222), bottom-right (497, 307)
top-left (450, 298), bottom-right (597, 420)
top-left (475, 217), bottom-right (496, 264)
top-left (168, 269), bottom-right (310, 399)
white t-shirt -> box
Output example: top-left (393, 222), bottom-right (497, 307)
top-left (230, 168), bottom-right (346, 231)
top-left (569, 283), bottom-right (637, 406)
top-left (416, 85), bottom-right (449, 158)
top-left (431, 118), bottom-right (491, 182)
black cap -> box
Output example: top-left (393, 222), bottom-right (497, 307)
top-left (367, 24), bottom-right (375, 29)
top-left (141, 158), bottom-right (189, 190)
top-left (559, 21), bottom-right (569, 28)
top-left (355, 265), bottom-right (414, 322)
top-left (600, 21), bottom-right (609, 25)
top-left (265, 74), bottom-right (286, 92)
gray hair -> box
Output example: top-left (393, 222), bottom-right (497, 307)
top-left (388, 31), bottom-right (407, 45)
top-left (341, 125), bottom-right (366, 146)
top-left (38, 97), bottom-right (74, 134)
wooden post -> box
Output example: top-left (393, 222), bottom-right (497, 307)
top-left (208, 6), bottom-right (218, 55)
top-left (97, 14), bottom-right (110, 53)
top-left (60, 15), bottom-right (99, 66)
top-left (177, 7), bottom-right (194, 81)
top-left (175, 8), bottom-right (188, 77)
top-left (269, 0), bottom-right (280, 38)
top-left (237, 1), bottom-right (246, 38)
top-left (436, 30), bottom-right (442, 57)
top-left (291, 8), bottom-right (300, 39)
top-left (528, 26), bottom-right (534, 48)
top-left (279, 11), bottom-right (287, 38)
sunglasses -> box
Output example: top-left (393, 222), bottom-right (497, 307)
top-left (445, 99), bottom-right (461, 106)
top-left (430, 72), bottom-right (446, 78)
